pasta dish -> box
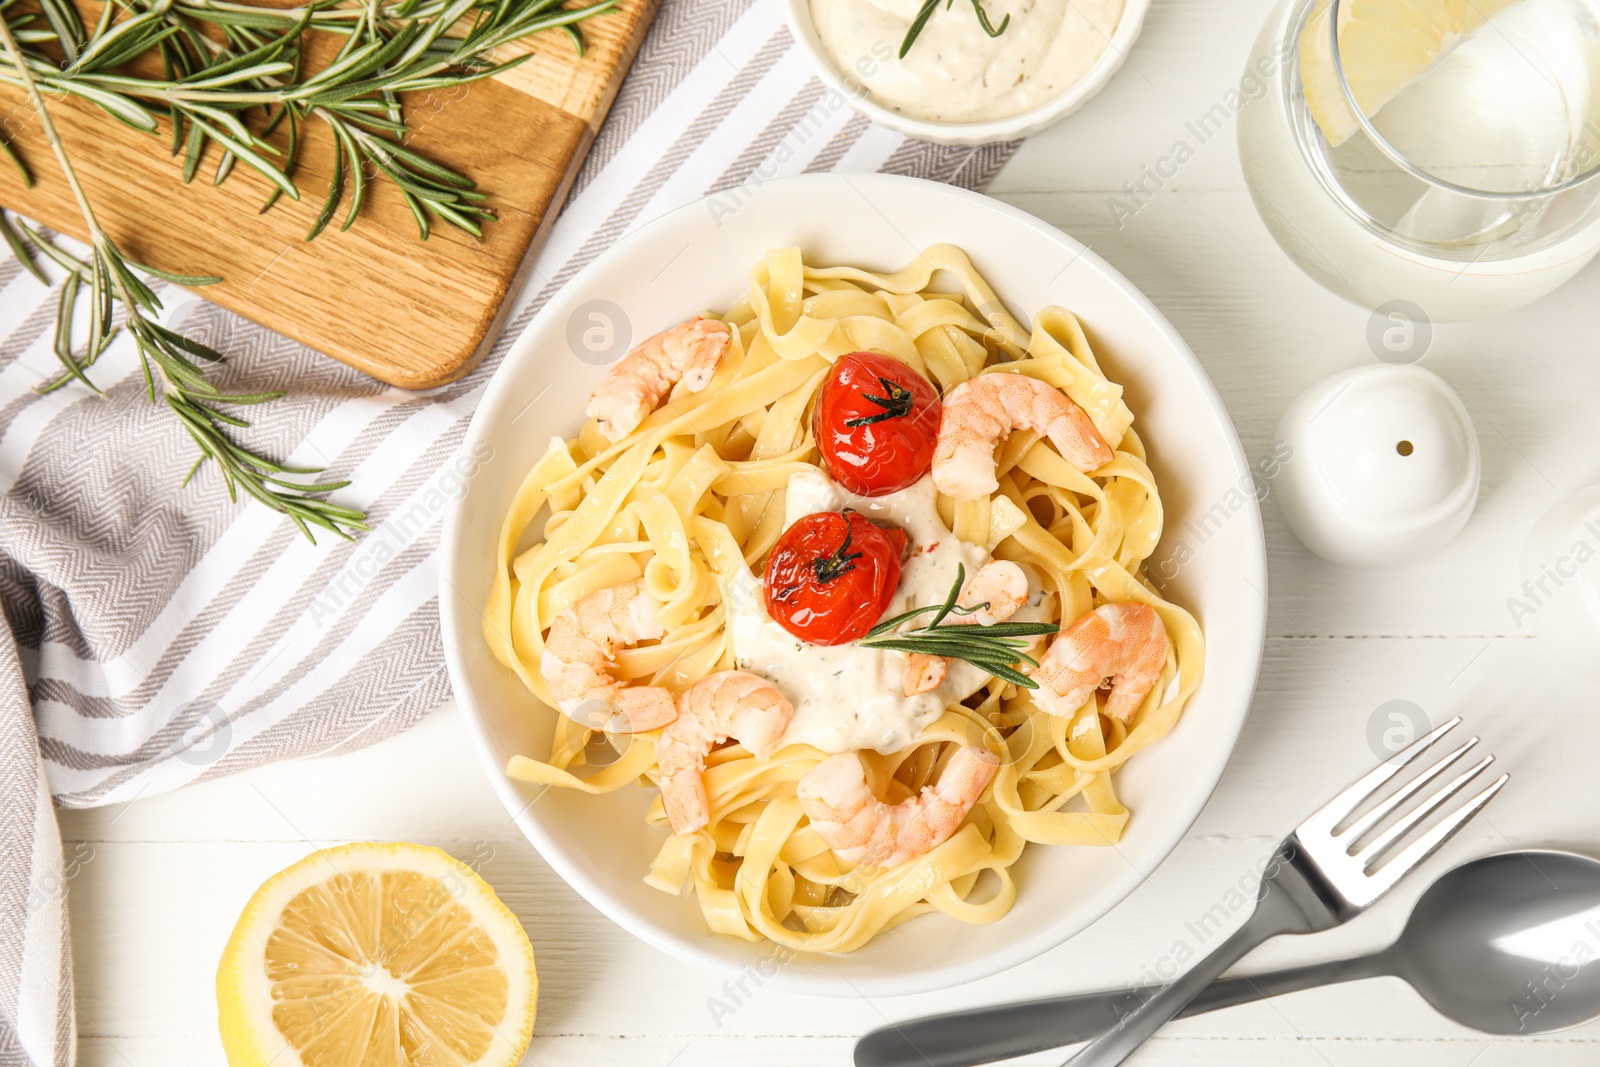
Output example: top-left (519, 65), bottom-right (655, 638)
top-left (483, 244), bottom-right (1203, 953)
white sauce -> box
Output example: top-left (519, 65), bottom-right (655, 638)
top-left (727, 470), bottom-right (1052, 755)
top-left (812, 0), bottom-right (1126, 123)
top-left (809, 0), bottom-right (1126, 124)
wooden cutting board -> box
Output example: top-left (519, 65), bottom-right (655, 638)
top-left (0, 0), bottom-right (656, 389)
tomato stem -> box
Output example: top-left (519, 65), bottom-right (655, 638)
top-left (811, 518), bottom-right (864, 584)
top-left (844, 376), bottom-right (916, 427)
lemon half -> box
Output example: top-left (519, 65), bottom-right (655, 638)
top-left (217, 843), bottom-right (537, 1067)
top-left (1300, 0), bottom-right (1521, 146)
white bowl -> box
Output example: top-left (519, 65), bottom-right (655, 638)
top-left (440, 173), bottom-right (1266, 997)
top-left (783, 0), bottom-right (1153, 145)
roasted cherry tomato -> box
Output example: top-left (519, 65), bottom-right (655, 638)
top-left (762, 511), bottom-right (908, 645)
top-left (815, 351), bottom-right (942, 497)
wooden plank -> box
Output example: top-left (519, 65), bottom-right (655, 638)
top-left (0, 0), bottom-right (657, 389)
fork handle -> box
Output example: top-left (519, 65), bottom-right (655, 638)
top-left (853, 951), bottom-right (1392, 1067)
top-left (1060, 888), bottom-right (1309, 1067)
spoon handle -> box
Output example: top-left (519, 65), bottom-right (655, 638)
top-left (853, 951), bottom-right (1390, 1067)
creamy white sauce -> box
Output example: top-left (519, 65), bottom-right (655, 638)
top-left (727, 470), bottom-right (1051, 755)
top-left (810, 0), bottom-right (1126, 124)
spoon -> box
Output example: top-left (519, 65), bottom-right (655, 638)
top-left (856, 851), bottom-right (1600, 1067)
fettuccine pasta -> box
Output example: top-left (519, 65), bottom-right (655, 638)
top-left (484, 244), bottom-right (1203, 952)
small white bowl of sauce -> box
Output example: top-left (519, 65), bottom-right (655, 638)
top-left (787, 0), bottom-right (1152, 145)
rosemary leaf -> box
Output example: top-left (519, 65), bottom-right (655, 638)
top-left (15, 218), bottom-right (89, 278)
top-left (370, 136), bottom-right (474, 188)
top-left (977, 661), bottom-right (1035, 688)
top-left (178, 115), bottom-right (203, 182)
top-left (191, 398), bottom-right (253, 428)
top-left (215, 389), bottom-right (288, 406)
top-left (54, 80), bottom-right (161, 132)
top-left (401, 188), bottom-right (431, 240)
top-left (50, 273), bottom-right (101, 393)
top-left (899, 0), bottom-right (939, 58)
top-left (35, 0), bottom-right (83, 63)
top-left (944, 620), bottom-right (1060, 638)
top-left (969, 0), bottom-right (1010, 38)
top-left (0, 132), bottom-right (28, 185)
top-left (306, 132), bottom-right (343, 240)
top-left (130, 261), bottom-right (224, 286)
top-left (259, 108), bottom-right (299, 214)
top-left (332, 121), bottom-right (365, 231)
top-left (0, 211), bottom-right (45, 283)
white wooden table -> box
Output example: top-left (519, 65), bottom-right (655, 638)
top-left (57, 0), bottom-right (1600, 1061)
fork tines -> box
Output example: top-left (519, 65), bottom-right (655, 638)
top-left (1298, 716), bottom-right (1508, 907)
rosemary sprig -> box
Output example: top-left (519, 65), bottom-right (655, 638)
top-left (858, 564), bottom-right (1057, 688)
top-left (0, 0), bottom-right (617, 239)
top-left (0, 16), bottom-right (368, 542)
top-left (900, 0), bottom-right (1011, 59)
top-left (0, 0), bottom-right (614, 540)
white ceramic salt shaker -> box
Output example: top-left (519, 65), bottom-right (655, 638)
top-left (1274, 364), bottom-right (1480, 567)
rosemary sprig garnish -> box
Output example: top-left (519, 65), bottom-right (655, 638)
top-left (858, 563), bottom-right (1057, 688)
top-left (900, 0), bottom-right (1011, 59)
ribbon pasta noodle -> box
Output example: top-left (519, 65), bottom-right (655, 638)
top-left (485, 244), bottom-right (1204, 952)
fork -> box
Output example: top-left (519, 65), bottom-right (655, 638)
top-left (1057, 716), bottom-right (1506, 1067)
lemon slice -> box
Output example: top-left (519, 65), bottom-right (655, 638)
top-left (217, 843), bottom-right (537, 1067)
top-left (1300, 0), bottom-right (1521, 146)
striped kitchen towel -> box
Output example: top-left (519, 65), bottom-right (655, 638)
top-left (0, 0), bottom-right (1017, 1062)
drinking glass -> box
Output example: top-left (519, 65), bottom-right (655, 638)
top-left (1238, 0), bottom-right (1600, 320)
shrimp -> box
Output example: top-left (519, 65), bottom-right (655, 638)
top-left (902, 560), bottom-right (1030, 696)
top-left (540, 578), bottom-right (677, 734)
top-left (798, 746), bottom-right (999, 869)
top-left (1032, 603), bottom-right (1169, 723)
top-left (658, 670), bottom-right (794, 835)
top-left (586, 317), bottom-right (733, 442)
top-left (932, 373), bottom-right (1113, 499)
